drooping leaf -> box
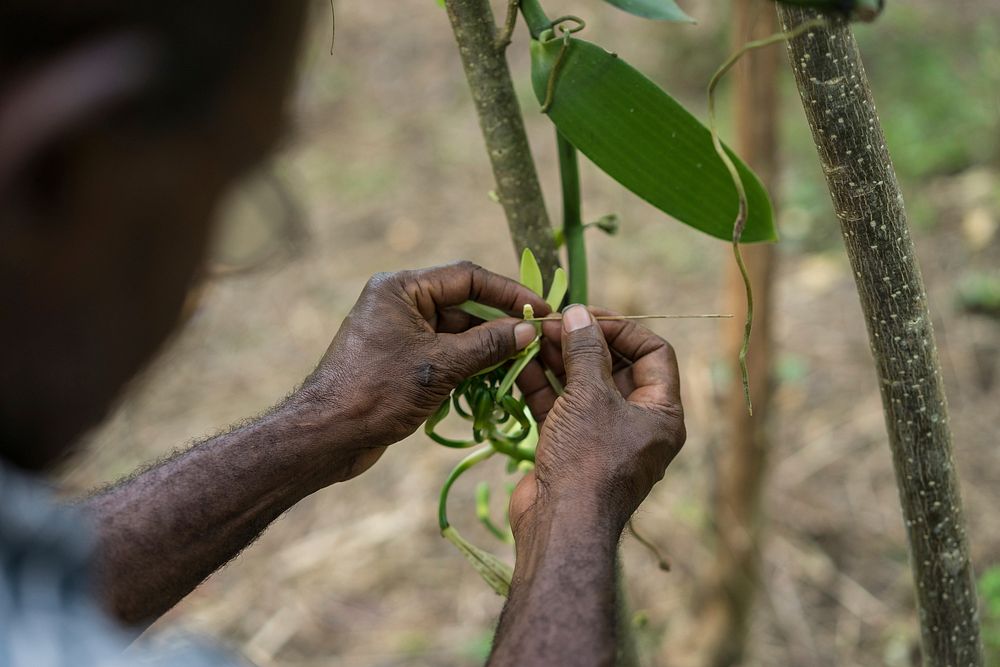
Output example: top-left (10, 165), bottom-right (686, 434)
top-left (531, 36), bottom-right (775, 243)
top-left (519, 248), bottom-right (544, 297)
top-left (442, 526), bottom-right (513, 596)
top-left (601, 0), bottom-right (695, 23)
top-left (458, 300), bottom-right (509, 321)
top-left (546, 267), bottom-right (569, 311)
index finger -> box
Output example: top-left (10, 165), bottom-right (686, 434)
top-left (404, 261), bottom-right (551, 321)
top-left (591, 307), bottom-right (681, 409)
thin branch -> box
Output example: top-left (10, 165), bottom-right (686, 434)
top-left (443, 0), bottom-right (560, 286)
top-left (496, 0), bottom-right (520, 50)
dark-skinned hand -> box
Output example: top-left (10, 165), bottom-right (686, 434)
top-left (510, 305), bottom-right (686, 537)
top-left (290, 261), bottom-right (550, 480)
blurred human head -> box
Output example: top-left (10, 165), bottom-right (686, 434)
top-left (0, 1), bottom-right (309, 470)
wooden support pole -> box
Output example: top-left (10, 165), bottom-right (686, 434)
top-left (776, 7), bottom-right (984, 665)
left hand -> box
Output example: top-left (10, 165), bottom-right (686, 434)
top-left (290, 261), bottom-right (549, 479)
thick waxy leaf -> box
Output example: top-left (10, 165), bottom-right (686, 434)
top-left (602, 0), bottom-right (695, 23)
top-left (519, 248), bottom-right (544, 297)
top-left (531, 37), bottom-right (775, 243)
top-left (546, 267), bottom-right (569, 311)
top-left (458, 301), bottom-right (509, 321)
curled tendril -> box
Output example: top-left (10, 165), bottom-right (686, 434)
top-left (707, 16), bottom-right (828, 415)
top-left (540, 17), bottom-right (587, 113)
top-left (546, 15), bottom-right (586, 34)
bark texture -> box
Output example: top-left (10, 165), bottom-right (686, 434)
top-left (693, 2), bottom-right (782, 665)
top-left (443, 0), bottom-right (560, 283)
top-left (776, 7), bottom-right (984, 665)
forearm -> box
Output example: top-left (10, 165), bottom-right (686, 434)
top-left (82, 396), bottom-right (365, 628)
top-left (490, 501), bottom-right (624, 667)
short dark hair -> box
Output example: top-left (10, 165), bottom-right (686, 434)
top-left (0, 2), bottom-right (276, 125)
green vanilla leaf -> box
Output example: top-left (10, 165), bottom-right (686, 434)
top-left (458, 301), bottom-right (509, 321)
top-left (531, 36), bottom-right (775, 244)
top-left (498, 340), bottom-right (540, 398)
top-left (546, 267), bottom-right (569, 311)
top-left (602, 0), bottom-right (695, 23)
top-left (442, 526), bottom-right (513, 596)
top-left (519, 248), bottom-right (544, 297)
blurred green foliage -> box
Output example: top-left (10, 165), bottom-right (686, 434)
top-left (956, 272), bottom-right (1000, 317)
top-left (979, 565), bottom-right (1000, 663)
top-left (857, 14), bottom-right (1000, 180)
top-left (780, 6), bottom-right (1000, 246)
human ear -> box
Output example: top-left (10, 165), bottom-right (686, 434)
top-left (0, 32), bottom-right (159, 202)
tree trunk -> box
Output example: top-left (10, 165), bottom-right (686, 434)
top-left (775, 7), bottom-right (984, 665)
top-left (691, 3), bottom-right (781, 665)
top-left (442, 0), bottom-right (560, 283)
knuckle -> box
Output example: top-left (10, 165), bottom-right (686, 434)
top-left (654, 403), bottom-right (686, 454)
top-left (447, 259), bottom-right (482, 278)
top-left (365, 271), bottom-right (397, 292)
top-left (481, 327), bottom-right (509, 362)
top-left (672, 420), bottom-right (687, 453)
top-left (569, 336), bottom-right (606, 362)
top-left (662, 340), bottom-right (678, 364)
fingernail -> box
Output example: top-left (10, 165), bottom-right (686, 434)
top-left (514, 322), bottom-right (536, 350)
top-left (562, 304), bottom-right (592, 332)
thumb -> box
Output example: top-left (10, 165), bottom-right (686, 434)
top-left (443, 319), bottom-right (537, 379)
top-left (561, 305), bottom-right (614, 390)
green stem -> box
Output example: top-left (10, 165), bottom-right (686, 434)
top-left (557, 132), bottom-right (588, 305)
top-left (438, 445), bottom-right (496, 531)
top-left (476, 482), bottom-right (515, 543)
top-left (519, 0), bottom-right (551, 38)
top-left (615, 560), bottom-right (641, 667)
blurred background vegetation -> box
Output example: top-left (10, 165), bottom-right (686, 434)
top-left (62, 0), bottom-right (999, 665)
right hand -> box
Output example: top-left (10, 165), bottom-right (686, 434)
top-left (510, 305), bottom-right (686, 538)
